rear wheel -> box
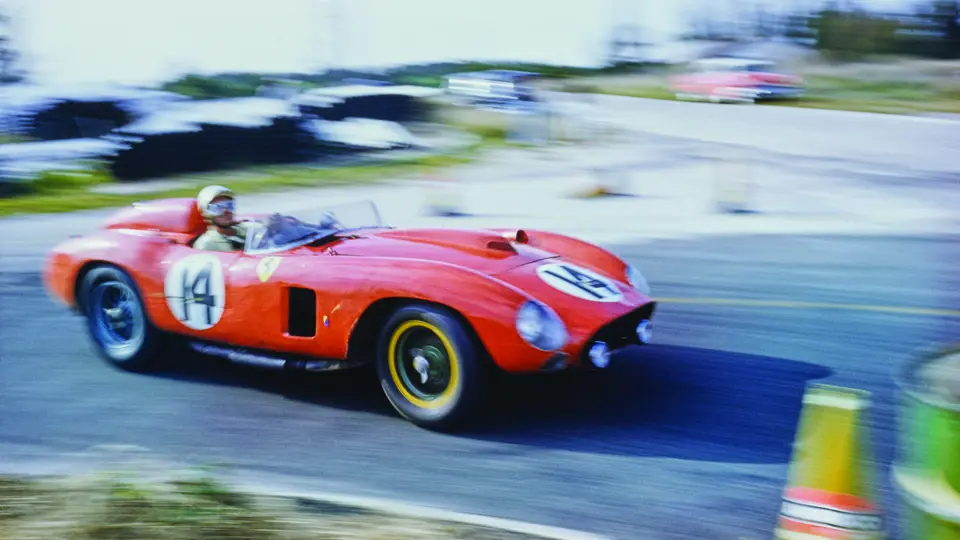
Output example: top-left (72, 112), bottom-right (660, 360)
top-left (376, 304), bottom-right (487, 431)
top-left (78, 265), bottom-right (162, 372)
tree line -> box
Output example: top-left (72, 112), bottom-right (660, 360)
top-left (684, 0), bottom-right (960, 61)
top-left (0, 11), bottom-right (25, 84)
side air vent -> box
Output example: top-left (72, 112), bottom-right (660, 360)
top-left (288, 287), bottom-right (317, 337)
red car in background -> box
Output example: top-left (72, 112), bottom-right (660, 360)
top-left (671, 57), bottom-right (805, 104)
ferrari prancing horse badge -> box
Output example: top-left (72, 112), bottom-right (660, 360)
top-left (257, 257), bottom-right (282, 283)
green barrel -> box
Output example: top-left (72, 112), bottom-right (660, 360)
top-left (892, 345), bottom-right (960, 540)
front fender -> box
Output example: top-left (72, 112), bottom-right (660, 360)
top-left (348, 257), bottom-right (553, 372)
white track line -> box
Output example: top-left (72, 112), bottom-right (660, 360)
top-left (240, 484), bottom-right (614, 540)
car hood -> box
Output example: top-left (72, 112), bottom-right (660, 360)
top-left (325, 227), bottom-right (558, 274)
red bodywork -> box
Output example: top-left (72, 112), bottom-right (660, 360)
top-left (44, 198), bottom-right (655, 373)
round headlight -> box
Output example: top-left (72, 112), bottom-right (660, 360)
top-left (516, 302), bottom-right (544, 343)
top-left (515, 300), bottom-right (568, 352)
top-left (625, 265), bottom-right (651, 295)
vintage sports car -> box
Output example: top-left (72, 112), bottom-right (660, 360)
top-left (670, 57), bottom-right (805, 104)
top-left (44, 198), bottom-right (656, 430)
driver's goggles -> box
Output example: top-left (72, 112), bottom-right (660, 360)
top-left (207, 199), bottom-right (235, 216)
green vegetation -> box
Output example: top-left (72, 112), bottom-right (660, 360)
top-left (162, 74), bottom-right (271, 99)
top-left (0, 97), bottom-right (523, 217)
top-left (584, 84), bottom-right (677, 102)
top-left (559, 62), bottom-right (960, 115)
top-left (388, 61), bottom-right (649, 88)
top-left (0, 134), bottom-right (31, 144)
top-left (0, 472), bottom-right (544, 539)
top-left (428, 101), bottom-right (510, 142)
top-left (808, 2), bottom-right (960, 61)
top-left (160, 62), bottom-right (654, 99)
top-left (776, 75), bottom-right (960, 114)
top-left (0, 151), bottom-right (479, 217)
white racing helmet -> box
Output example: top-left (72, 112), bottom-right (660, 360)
top-left (197, 185), bottom-right (235, 220)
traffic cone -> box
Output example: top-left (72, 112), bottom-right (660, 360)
top-left (571, 165), bottom-right (632, 199)
top-left (775, 383), bottom-right (886, 540)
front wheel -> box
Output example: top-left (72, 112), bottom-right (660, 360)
top-left (376, 304), bottom-right (487, 431)
top-left (78, 265), bottom-right (162, 372)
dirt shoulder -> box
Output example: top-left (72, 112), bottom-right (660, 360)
top-left (0, 472), bottom-right (564, 540)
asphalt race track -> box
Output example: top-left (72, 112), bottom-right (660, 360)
top-left (2, 231), bottom-right (958, 540)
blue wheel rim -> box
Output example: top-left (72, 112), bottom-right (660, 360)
top-left (90, 280), bottom-right (145, 361)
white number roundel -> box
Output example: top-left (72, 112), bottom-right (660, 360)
top-left (164, 254), bottom-right (226, 330)
top-left (535, 262), bottom-right (623, 302)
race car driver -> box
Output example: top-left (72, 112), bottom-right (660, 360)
top-left (193, 185), bottom-right (255, 252)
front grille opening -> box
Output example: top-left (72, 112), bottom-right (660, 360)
top-left (580, 302), bottom-right (656, 362)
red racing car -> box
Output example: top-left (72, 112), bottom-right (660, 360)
top-left (44, 197), bottom-right (656, 430)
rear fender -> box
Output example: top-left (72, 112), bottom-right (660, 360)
top-left (46, 230), bottom-right (172, 310)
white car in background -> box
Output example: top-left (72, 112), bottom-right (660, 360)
top-left (443, 70), bottom-right (540, 110)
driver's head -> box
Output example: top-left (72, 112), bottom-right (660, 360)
top-left (197, 185), bottom-right (235, 227)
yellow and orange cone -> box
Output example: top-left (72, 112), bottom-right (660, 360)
top-left (775, 384), bottom-right (885, 540)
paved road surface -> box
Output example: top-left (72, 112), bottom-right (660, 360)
top-left (580, 94), bottom-right (960, 177)
top-left (2, 233), bottom-right (958, 540)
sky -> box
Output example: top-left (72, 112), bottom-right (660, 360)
top-left (3, 0), bottom-right (921, 87)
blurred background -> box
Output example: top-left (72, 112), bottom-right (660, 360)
top-left (1, 0), bottom-right (958, 188)
top-left (0, 1), bottom-right (958, 540)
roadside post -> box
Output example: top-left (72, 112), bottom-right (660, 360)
top-left (420, 166), bottom-right (466, 217)
top-left (711, 144), bottom-right (757, 214)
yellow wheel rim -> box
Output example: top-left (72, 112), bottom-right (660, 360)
top-left (387, 320), bottom-right (460, 409)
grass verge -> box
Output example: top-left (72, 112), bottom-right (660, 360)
top-left (0, 145), bottom-right (486, 218)
top-left (768, 75), bottom-right (960, 114)
top-left (0, 472), bottom-right (547, 539)
top-left (557, 59), bottom-right (960, 115)
top-left (0, 111), bottom-right (519, 218)
top-left (569, 76), bottom-right (960, 114)
top-left (0, 135), bottom-right (32, 145)
top-left (0, 107), bottom-right (580, 217)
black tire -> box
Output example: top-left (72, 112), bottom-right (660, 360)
top-left (77, 265), bottom-right (162, 372)
top-left (376, 304), bottom-right (487, 431)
